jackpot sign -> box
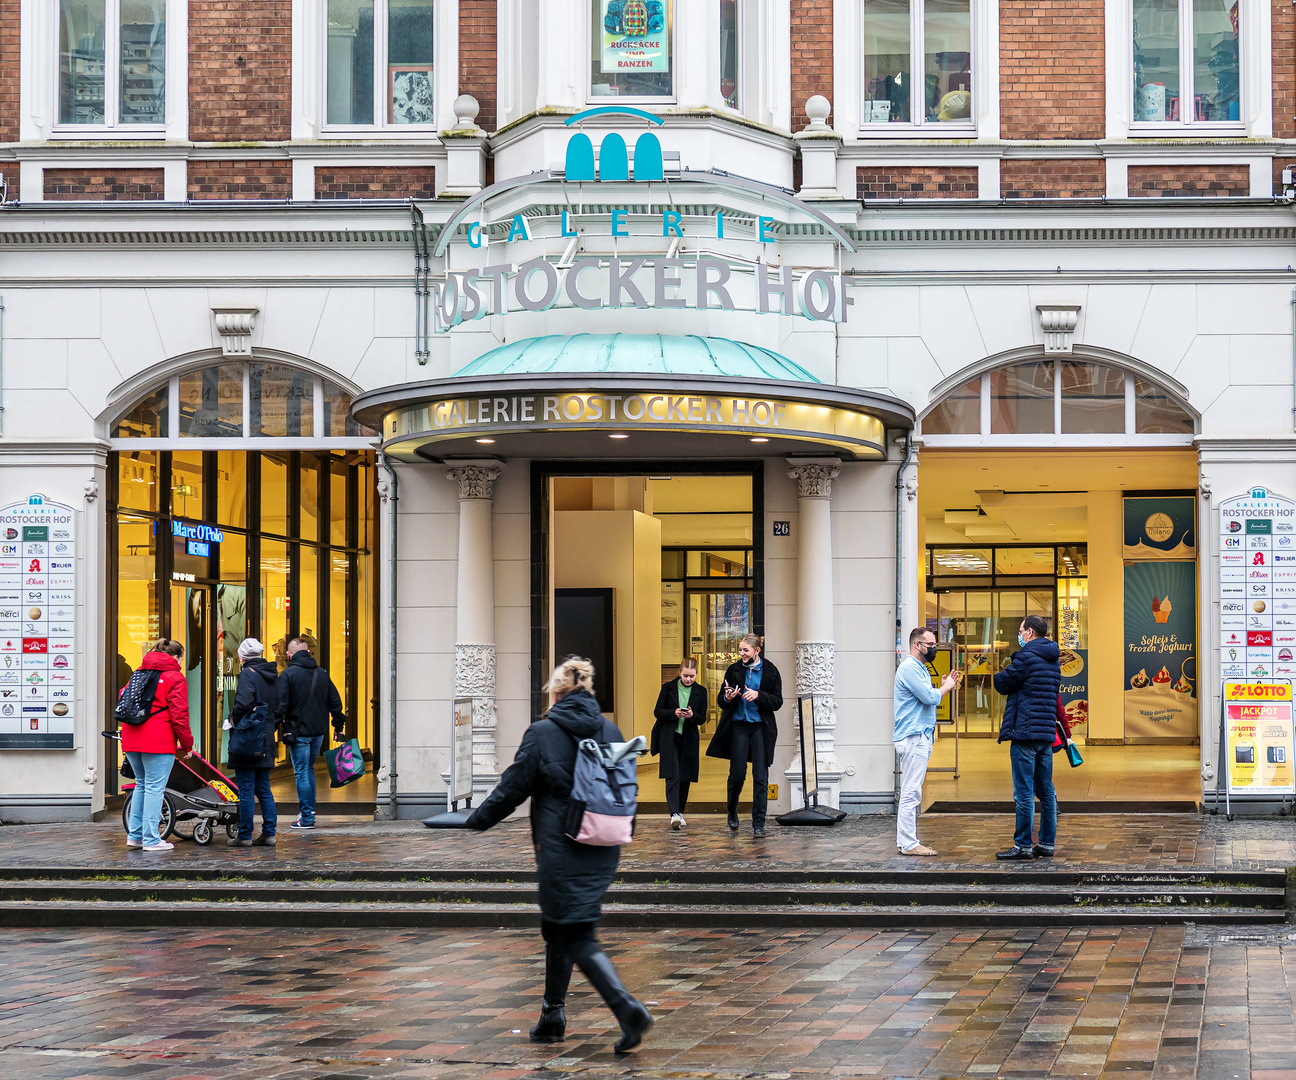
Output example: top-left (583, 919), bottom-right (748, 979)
top-left (0, 495), bottom-right (75, 749)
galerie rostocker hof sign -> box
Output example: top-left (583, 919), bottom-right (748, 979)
top-left (0, 495), bottom-right (76, 749)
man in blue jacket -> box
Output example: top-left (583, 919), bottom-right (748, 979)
top-left (992, 615), bottom-right (1061, 861)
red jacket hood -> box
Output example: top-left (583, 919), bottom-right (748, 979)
top-left (139, 651), bottom-right (181, 674)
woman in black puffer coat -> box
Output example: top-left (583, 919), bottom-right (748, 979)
top-left (466, 656), bottom-right (653, 1054)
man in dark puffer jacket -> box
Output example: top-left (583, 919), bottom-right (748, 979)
top-left (993, 614), bottom-right (1061, 860)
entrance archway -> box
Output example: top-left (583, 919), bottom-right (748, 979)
top-left (915, 356), bottom-right (1202, 810)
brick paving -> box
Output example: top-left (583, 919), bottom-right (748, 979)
top-left (2, 811), bottom-right (1295, 874)
top-left (3, 922), bottom-right (1296, 1079)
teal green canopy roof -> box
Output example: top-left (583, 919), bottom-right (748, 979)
top-left (453, 334), bottom-right (822, 383)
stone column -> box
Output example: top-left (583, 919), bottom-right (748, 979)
top-left (447, 463), bottom-right (502, 801)
top-left (785, 459), bottom-right (844, 808)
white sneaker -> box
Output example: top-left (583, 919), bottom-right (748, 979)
top-left (126, 839), bottom-right (142, 849)
top-left (142, 841), bottom-right (173, 852)
top-left (670, 814), bottom-right (683, 830)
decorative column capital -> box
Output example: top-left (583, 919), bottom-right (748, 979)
top-left (787, 459), bottom-right (841, 499)
top-left (211, 306), bottom-right (258, 358)
top-left (447, 463), bottom-right (502, 500)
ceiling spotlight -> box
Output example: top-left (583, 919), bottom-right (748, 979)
top-left (609, 433), bottom-right (629, 439)
top-left (750, 437), bottom-right (769, 443)
top-left (475, 437), bottom-right (495, 444)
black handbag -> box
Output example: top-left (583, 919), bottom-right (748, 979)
top-left (228, 676), bottom-right (272, 760)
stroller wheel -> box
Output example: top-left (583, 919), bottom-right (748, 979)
top-left (193, 819), bottom-right (213, 846)
top-left (158, 795), bottom-right (176, 840)
top-left (226, 821), bottom-right (238, 840)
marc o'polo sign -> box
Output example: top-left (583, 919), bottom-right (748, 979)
top-left (385, 390), bottom-right (885, 454)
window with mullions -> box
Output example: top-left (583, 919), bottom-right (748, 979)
top-left (719, 0), bottom-right (740, 110)
top-left (591, 0), bottom-right (673, 100)
top-left (326, 0), bottom-right (435, 128)
top-left (1133, 0), bottom-right (1240, 127)
top-left (110, 363), bottom-right (375, 440)
top-left (920, 362), bottom-right (1195, 438)
top-left (59, 0), bottom-right (166, 128)
top-left (861, 0), bottom-right (972, 129)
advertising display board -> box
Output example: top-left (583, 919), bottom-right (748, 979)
top-left (1123, 560), bottom-right (1198, 738)
top-left (1123, 496), bottom-right (1197, 560)
top-left (600, 0), bottom-right (669, 73)
top-left (450, 698), bottom-right (474, 808)
top-left (1223, 681), bottom-right (1294, 795)
top-left (1219, 488), bottom-right (1296, 684)
top-left (0, 495), bottom-right (76, 749)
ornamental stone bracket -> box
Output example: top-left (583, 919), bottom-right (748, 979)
top-left (787, 460), bottom-right (841, 498)
top-left (211, 307), bottom-right (259, 358)
top-left (447, 464), bottom-right (502, 500)
top-left (1036, 304), bottom-right (1081, 355)
top-left (785, 640), bottom-right (844, 809)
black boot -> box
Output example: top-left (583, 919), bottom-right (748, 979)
top-left (726, 787), bottom-right (740, 831)
top-left (530, 942), bottom-right (571, 1043)
top-left (572, 944), bottom-right (653, 1053)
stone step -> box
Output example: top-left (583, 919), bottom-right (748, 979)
top-left (0, 898), bottom-right (1283, 930)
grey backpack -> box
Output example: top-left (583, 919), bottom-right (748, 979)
top-left (563, 735), bottom-right (646, 846)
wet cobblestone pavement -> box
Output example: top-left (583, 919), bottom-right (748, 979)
top-left (5, 922), bottom-right (1296, 1080)
top-left (2, 811), bottom-right (1295, 872)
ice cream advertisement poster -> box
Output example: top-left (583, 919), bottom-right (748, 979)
top-left (1223, 681), bottom-right (1294, 794)
top-left (1124, 560), bottom-right (1198, 739)
top-left (600, 0), bottom-right (669, 73)
top-left (1122, 496), bottom-right (1196, 560)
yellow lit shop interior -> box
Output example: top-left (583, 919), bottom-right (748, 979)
top-left (917, 449), bottom-right (1201, 809)
top-left (546, 471), bottom-right (757, 810)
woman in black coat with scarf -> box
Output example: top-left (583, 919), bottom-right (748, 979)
top-left (225, 637), bottom-right (280, 847)
top-left (650, 658), bottom-right (708, 829)
top-left (466, 656), bottom-right (653, 1054)
top-left (706, 634), bottom-right (783, 837)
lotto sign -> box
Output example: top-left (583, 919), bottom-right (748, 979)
top-left (1224, 681), bottom-right (1295, 795)
top-left (1218, 488), bottom-right (1296, 684)
top-left (0, 496), bottom-right (74, 749)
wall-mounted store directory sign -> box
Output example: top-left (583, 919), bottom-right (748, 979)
top-left (1219, 488), bottom-right (1296, 684)
top-left (0, 495), bottom-right (76, 749)
top-left (1223, 681), bottom-right (1294, 796)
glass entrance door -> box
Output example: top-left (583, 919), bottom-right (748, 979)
top-left (687, 590), bottom-right (751, 728)
top-left (169, 585), bottom-right (211, 757)
top-left (938, 587), bottom-right (1054, 735)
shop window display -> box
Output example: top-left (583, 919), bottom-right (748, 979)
top-left (862, 0), bottom-right (972, 128)
top-left (591, 0), bottom-right (673, 99)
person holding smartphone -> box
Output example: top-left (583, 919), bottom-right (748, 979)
top-left (650, 658), bottom-right (708, 830)
top-left (706, 634), bottom-right (783, 838)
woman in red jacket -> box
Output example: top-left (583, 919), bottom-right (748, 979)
top-left (122, 639), bottom-right (194, 851)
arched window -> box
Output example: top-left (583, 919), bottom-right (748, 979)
top-left (920, 359), bottom-right (1195, 441)
top-left (110, 361), bottom-right (375, 442)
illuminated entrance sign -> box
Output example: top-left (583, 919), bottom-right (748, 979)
top-left (382, 388), bottom-right (887, 458)
top-left (172, 520), bottom-right (224, 545)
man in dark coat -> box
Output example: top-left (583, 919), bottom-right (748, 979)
top-left (706, 634), bottom-right (782, 837)
top-left (467, 658), bottom-right (653, 1055)
top-left (650, 658), bottom-right (708, 829)
top-left (992, 614), bottom-right (1061, 860)
top-left (226, 637), bottom-right (280, 847)
top-left (277, 637), bottom-right (346, 831)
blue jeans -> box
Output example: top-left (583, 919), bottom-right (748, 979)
top-left (235, 767), bottom-right (276, 841)
top-left (124, 751), bottom-right (173, 848)
top-left (288, 735), bottom-right (325, 823)
top-left (1009, 740), bottom-right (1057, 850)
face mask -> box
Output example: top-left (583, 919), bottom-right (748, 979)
top-left (1017, 634), bottom-right (1026, 648)
top-left (742, 654), bottom-right (758, 667)
top-left (920, 644), bottom-right (937, 662)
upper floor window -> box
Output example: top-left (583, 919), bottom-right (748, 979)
top-left (591, 0), bottom-right (674, 100)
top-left (326, 0), bottom-right (435, 128)
top-left (720, 0), bottom-right (740, 110)
top-left (861, 0), bottom-right (972, 131)
top-left (1133, 0), bottom-right (1240, 129)
top-left (58, 0), bottom-right (165, 128)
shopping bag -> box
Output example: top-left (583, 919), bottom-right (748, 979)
top-left (324, 737), bottom-right (366, 788)
top-left (1064, 741), bottom-right (1084, 768)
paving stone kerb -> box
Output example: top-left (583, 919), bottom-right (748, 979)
top-left (1, 811), bottom-right (1294, 873)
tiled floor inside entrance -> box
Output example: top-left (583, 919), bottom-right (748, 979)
top-left (923, 734), bottom-right (1202, 809)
